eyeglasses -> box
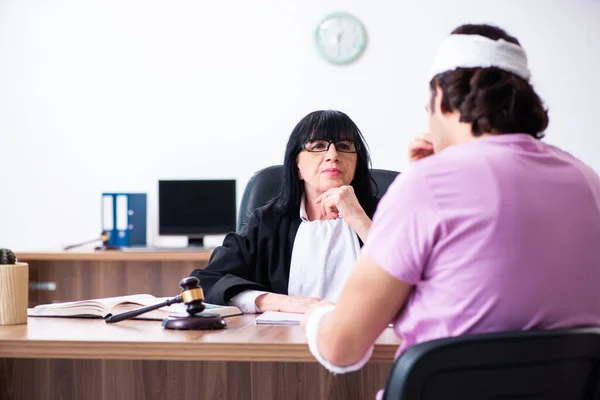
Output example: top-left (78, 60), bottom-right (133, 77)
top-left (301, 140), bottom-right (360, 153)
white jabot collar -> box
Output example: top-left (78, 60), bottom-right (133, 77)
top-left (289, 196), bottom-right (360, 302)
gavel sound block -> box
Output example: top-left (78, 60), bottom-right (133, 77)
top-left (105, 276), bottom-right (227, 330)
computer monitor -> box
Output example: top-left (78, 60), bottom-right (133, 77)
top-left (158, 179), bottom-right (236, 247)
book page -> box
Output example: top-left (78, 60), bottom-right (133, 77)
top-left (103, 294), bottom-right (157, 309)
top-left (29, 294), bottom-right (157, 318)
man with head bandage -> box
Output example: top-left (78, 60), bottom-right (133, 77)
top-left (302, 24), bottom-right (600, 399)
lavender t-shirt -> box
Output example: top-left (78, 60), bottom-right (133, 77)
top-left (363, 134), bottom-right (600, 357)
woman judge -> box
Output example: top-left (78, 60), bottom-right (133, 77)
top-left (190, 110), bottom-right (380, 314)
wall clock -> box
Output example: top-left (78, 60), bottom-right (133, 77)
top-left (314, 12), bottom-right (367, 65)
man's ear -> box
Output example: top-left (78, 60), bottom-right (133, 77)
top-left (436, 85), bottom-right (448, 114)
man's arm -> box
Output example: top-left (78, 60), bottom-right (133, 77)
top-left (310, 255), bottom-right (412, 366)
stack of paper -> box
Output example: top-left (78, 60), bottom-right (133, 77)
top-left (255, 311), bottom-right (395, 328)
top-left (255, 311), bottom-right (304, 325)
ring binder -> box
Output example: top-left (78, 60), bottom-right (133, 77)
top-left (102, 193), bottom-right (147, 248)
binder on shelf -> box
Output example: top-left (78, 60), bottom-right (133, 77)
top-left (102, 193), bottom-right (147, 248)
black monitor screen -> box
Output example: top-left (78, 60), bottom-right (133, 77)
top-left (159, 180), bottom-right (236, 236)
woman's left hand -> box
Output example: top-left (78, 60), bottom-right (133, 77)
top-left (315, 186), bottom-right (372, 242)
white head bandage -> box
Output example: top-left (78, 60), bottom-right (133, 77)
top-left (428, 34), bottom-right (530, 81)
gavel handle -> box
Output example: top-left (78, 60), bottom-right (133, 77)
top-left (105, 295), bottom-right (183, 323)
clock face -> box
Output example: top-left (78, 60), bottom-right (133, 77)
top-left (315, 12), bottom-right (367, 65)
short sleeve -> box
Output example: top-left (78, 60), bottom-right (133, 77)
top-left (362, 169), bottom-right (442, 284)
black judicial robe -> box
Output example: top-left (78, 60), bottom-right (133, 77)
top-left (190, 199), bottom-right (378, 305)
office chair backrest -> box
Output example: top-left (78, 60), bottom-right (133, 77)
top-left (237, 165), bottom-right (399, 231)
top-left (382, 327), bottom-right (600, 400)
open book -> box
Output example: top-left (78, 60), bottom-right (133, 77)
top-left (28, 294), bottom-right (242, 320)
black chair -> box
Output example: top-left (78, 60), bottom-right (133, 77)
top-left (382, 327), bottom-right (600, 400)
top-left (237, 165), bottom-right (399, 231)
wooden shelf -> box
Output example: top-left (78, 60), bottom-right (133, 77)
top-left (16, 250), bottom-right (212, 262)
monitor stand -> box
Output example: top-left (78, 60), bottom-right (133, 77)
top-left (187, 237), bottom-right (206, 249)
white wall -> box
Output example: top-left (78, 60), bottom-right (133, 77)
top-left (0, 0), bottom-right (598, 250)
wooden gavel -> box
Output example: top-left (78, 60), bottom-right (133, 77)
top-left (105, 276), bottom-right (226, 330)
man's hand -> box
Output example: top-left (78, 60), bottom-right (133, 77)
top-left (408, 133), bottom-right (434, 162)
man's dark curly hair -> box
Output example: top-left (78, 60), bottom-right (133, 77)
top-left (430, 24), bottom-right (549, 139)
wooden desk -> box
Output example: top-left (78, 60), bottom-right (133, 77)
top-left (0, 315), bottom-right (400, 400)
top-left (18, 250), bottom-right (212, 307)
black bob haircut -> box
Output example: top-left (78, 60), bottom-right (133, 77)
top-left (272, 110), bottom-right (376, 216)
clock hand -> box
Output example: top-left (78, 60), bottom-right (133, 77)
top-left (335, 31), bottom-right (343, 56)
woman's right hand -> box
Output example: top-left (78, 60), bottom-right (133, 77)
top-left (255, 293), bottom-right (322, 313)
top-left (408, 133), bottom-right (434, 162)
